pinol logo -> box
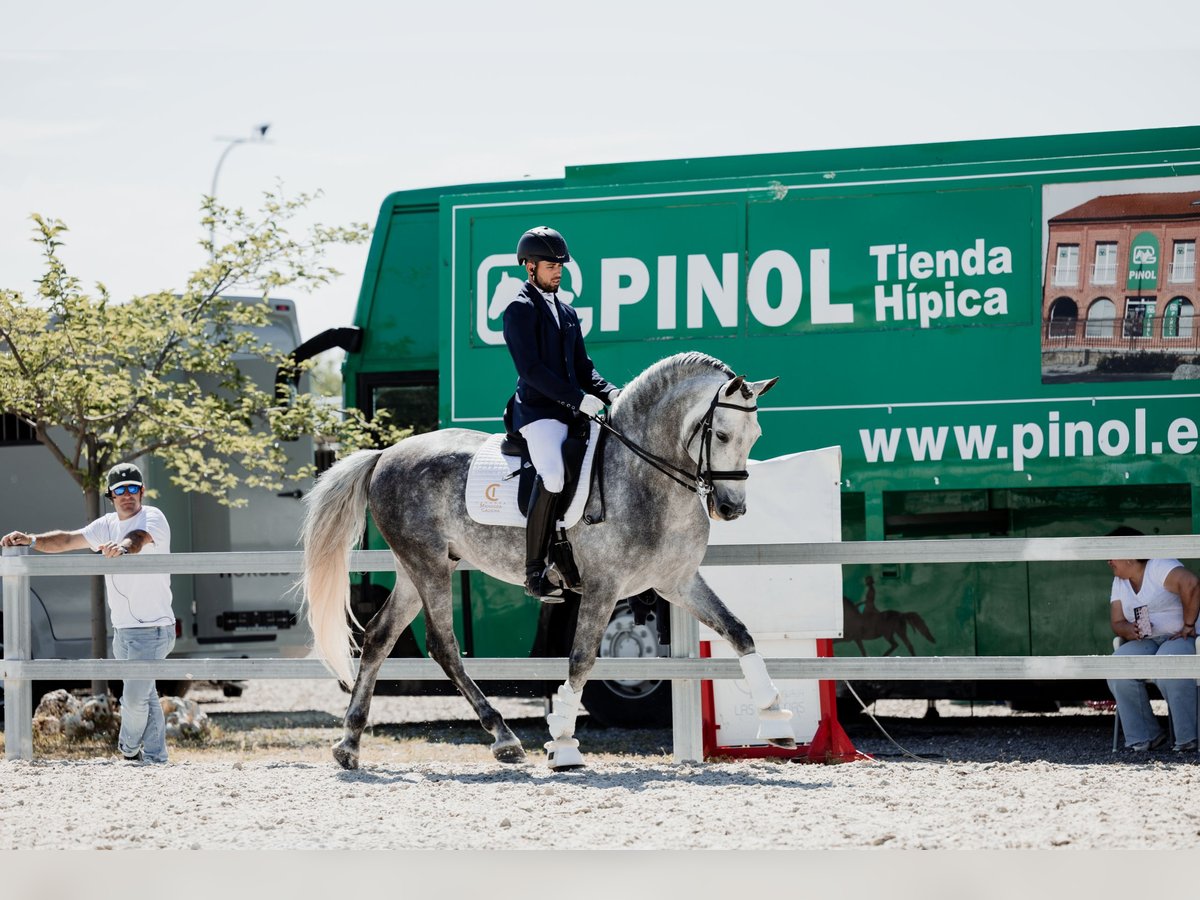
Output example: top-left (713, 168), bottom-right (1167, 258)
top-left (473, 254), bottom-right (587, 345)
top-left (1132, 246), bottom-right (1157, 265)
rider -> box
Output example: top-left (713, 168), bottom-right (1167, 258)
top-left (503, 226), bottom-right (621, 601)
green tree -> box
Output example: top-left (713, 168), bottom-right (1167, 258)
top-left (308, 348), bottom-right (346, 398)
top-left (0, 189), bottom-right (404, 667)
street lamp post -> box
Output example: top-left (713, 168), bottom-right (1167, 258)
top-left (209, 123), bottom-right (271, 257)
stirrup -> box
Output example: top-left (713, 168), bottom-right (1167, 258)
top-left (544, 561), bottom-right (581, 594)
top-left (524, 571), bottom-right (567, 604)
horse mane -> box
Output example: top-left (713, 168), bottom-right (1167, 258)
top-left (622, 351), bottom-right (735, 401)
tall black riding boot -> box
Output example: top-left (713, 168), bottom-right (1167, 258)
top-left (524, 477), bottom-right (563, 602)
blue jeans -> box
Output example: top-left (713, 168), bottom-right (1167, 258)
top-left (112, 626), bottom-right (176, 763)
top-left (1107, 636), bottom-right (1198, 748)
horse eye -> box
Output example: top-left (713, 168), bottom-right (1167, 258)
top-left (715, 432), bottom-right (729, 443)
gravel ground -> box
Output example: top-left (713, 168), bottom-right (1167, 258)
top-left (2, 678), bottom-right (1199, 850)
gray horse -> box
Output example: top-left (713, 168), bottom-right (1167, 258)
top-left (302, 351), bottom-right (794, 769)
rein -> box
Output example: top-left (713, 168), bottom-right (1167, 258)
top-left (590, 385), bottom-right (755, 499)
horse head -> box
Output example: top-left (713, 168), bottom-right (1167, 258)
top-left (695, 373), bottom-right (778, 521)
top-left (615, 353), bottom-right (779, 522)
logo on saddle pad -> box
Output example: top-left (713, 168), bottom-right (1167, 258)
top-left (465, 422), bottom-right (601, 528)
top-left (477, 480), bottom-right (504, 516)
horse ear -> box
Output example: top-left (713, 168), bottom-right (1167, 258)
top-left (749, 376), bottom-right (779, 397)
top-left (723, 375), bottom-right (745, 397)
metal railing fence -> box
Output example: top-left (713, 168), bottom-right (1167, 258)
top-left (4, 534), bottom-right (1200, 762)
top-left (1043, 316), bottom-right (1198, 348)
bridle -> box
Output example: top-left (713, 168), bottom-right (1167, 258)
top-left (591, 384), bottom-right (756, 500)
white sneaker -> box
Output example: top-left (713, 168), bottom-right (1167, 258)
top-left (1129, 733), bottom-right (1169, 752)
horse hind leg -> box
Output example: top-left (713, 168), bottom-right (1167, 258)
top-left (415, 565), bottom-right (525, 764)
top-left (661, 573), bottom-right (796, 750)
top-left (333, 572), bottom-right (422, 770)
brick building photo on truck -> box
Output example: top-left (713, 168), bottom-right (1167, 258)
top-left (1041, 180), bottom-right (1200, 383)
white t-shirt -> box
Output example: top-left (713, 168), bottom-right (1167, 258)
top-left (1110, 557), bottom-right (1186, 637)
top-left (81, 505), bottom-right (174, 630)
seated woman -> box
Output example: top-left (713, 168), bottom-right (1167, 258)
top-left (1106, 526), bottom-right (1200, 752)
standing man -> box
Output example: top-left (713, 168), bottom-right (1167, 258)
top-left (1, 462), bottom-right (175, 763)
top-left (503, 226), bottom-right (620, 601)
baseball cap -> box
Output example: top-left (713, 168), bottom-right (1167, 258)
top-left (106, 462), bottom-right (144, 495)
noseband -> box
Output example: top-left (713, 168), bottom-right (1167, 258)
top-left (593, 385), bottom-right (756, 499)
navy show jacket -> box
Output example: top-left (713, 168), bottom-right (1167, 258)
top-left (502, 281), bottom-right (615, 431)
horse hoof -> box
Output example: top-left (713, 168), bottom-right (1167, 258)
top-left (756, 708), bottom-right (796, 746)
top-left (332, 741), bottom-right (360, 770)
top-left (491, 737), bottom-right (527, 764)
top-left (544, 738), bottom-right (585, 770)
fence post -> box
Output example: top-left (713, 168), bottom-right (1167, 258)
top-left (2, 546), bottom-right (34, 761)
top-left (669, 603), bottom-right (702, 763)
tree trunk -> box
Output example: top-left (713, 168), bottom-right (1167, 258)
top-left (85, 485), bottom-right (107, 695)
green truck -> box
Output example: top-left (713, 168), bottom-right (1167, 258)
top-left (322, 126), bottom-right (1200, 722)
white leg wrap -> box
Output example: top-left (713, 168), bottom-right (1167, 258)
top-left (545, 682), bottom-right (583, 741)
top-left (740, 653), bottom-right (795, 743)
top-left (739, 652), bottom-right (781, 711)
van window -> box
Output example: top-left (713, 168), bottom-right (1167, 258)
top-left (362, 371), bottom-right (438, 434)
top-left (0, 414), bottom-right (37, 445)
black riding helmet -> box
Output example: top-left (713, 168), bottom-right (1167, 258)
top-left (516, 226), bottom-right (570, 265)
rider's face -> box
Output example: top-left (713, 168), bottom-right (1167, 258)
top-left (529, 261), bottom-right (563, 292)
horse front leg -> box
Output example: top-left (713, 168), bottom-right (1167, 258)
top-left (333, 571), bottom-right (422, 770)
top-left (659, 572), bottom-right (797, 750)
top-left (542, 591), bottom-right (620, 771)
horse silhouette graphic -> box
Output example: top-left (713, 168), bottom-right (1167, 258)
top-left (838, 576), bottom-right (936, 656)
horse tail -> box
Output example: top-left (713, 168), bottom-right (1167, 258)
top-left (905, 612), bottom-right (936, 645)
top-left (301, 449), bottom-right (384, 687)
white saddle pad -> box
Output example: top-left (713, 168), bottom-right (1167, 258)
top-left (465, 421), bottom-right (600, 528)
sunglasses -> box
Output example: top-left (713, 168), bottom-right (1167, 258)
top-left (110, 485), bottom-right (142, 496)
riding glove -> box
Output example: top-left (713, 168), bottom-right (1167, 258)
top-left (579, 394), bottom-right (605, 417)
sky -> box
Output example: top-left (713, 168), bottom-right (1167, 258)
top-left (4, 0), bottom-right (1200, 344)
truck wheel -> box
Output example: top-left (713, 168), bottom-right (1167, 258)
top-left (581, 599), bottom-right (672, 729)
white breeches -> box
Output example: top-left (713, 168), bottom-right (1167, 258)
top-left (519, 418), bottom-right (568, 493)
